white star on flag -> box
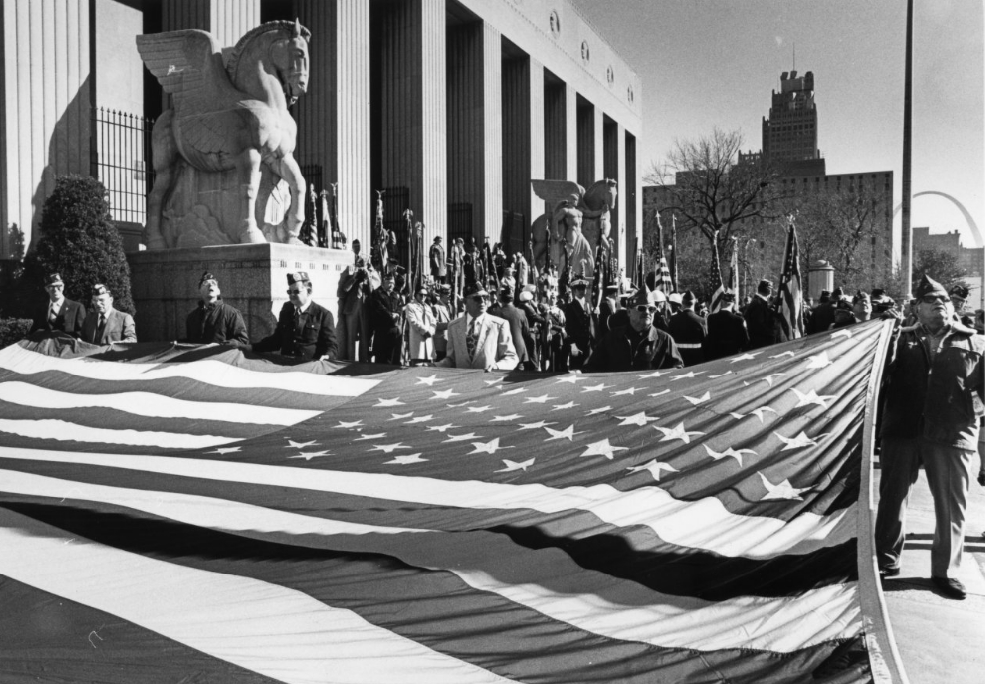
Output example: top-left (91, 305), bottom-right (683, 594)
top-left (581, 383), bottom-right (609, 392)
top-left (374, 397), bottom-right (405, 407)
top-left (388, 412), bottom-right (414, 420)
top-left (654, 422), bottom-right (705, 444)
top-left (443, 432), bottom-right (483, 442)
top-left (431, 388), bottom-right (460, 400)
top-left (544, 424), bottom-right (582, 441)
top-left (551, 401), bottom-right (577, 411)
top-left (649, 389), bottom-right (671, 397)
top-left (333, 420), bottom-right (363, 429)
top-left (709, 372), bottom-right (733, 378)
top-left (290, 450), bottom-right (331, 461)
top-left (789, 387), bottom-right (837, 409)
top-left (497, 458), bottom-right (534, 472)
top-left (404, 414), bottom-right (435, 424)
top-left (369, 443), bottom-right (411, 453)
top-left (773, 430), bottom-right (821, 450)
top-left (770, 351), bottom-right (796, 359)
top-left (614, 412), bottom-right (659, 426)
top-left (465, 405), bottom-right (493, 413)
top-left (490, 414), bottom-right (523, 422)
top-left (555, 374), bottom-right (585, 384)
top-left (637, 371), bottom-right (667, 378)
top-left (284, 440), bottom-right (318, 449)
top-left (610, 387), bottom-right (641, 396)
top-left (749, 406), bottom-right (778, 422)
top-left (483, 377), bottom-right (505, 386)
top-left (730, 352), bottom-right (762, 363)
top-left (501, 387), bottom-right (527, 396)
top-left (627, 459), bottom-right (679, 481)
top-left (830, 328), bottom-right (853, 339)
top-left (805, 352), bottom-right (832, 369)
top-left (580, 439), bottom-right (629, 460)
top-left (426, 423), bottom-right (458, 433)
top-left (415, 375), bottom-right (441, 386)
top-left (447, 400), bottom-right (474, 408)
top-left (524, 394), bottom-right (556, 404)
top-left (207, 447), bottom-right (241, 455)
top-left (385, 453), bottom-right (427, 465)
top-left (684, 391), bottom-right (711, 405)
top-left (586, 405), bottom-right (612, 416)
top-left (671, 371), bottom-right (706, 380)
top-left (518, 421), bottom-right (554, 430)
top-left (353, 432), bottom-right (386, 441)
top-left (704, 444), bottom-right (757, 466)
top-left (759, 373), bottom-right (786, 387)
top-left (468, 438), bottom-right (514, 455)
top-left (758, 472), bottom-right (813, 501)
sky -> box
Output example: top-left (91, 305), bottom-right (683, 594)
top-left (572, 0), bottom-right (984, 256)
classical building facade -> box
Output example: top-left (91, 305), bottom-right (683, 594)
top-left (1, 0), bottom-right (643, 270)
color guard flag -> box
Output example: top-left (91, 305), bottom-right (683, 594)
top-left (778, 219), bottom-right (806, 339)
top-left (0, 324), bottom-right (903, 683)
top-left (711, 237), bottom-right (739, 314)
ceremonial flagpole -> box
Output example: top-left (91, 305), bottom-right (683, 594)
top-left (901, 0), bottom-right (914, 298)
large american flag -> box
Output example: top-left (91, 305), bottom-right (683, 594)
top-left (0, 325), bottom-right (903, 683)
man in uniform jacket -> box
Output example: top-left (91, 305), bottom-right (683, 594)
top-left (489, 287), bottom-right (529, 367)
top-left (81, 284), bottom-right (137, 344)
top-left (518, 288), bottom-right (543, 371)
top-left (253, 272), bottom-right (338, 361)
top-left (563, 276), bottom-right (594, 370)
top-left (437, 283), bottom-right (518, 371)
top-left (31, 272), bottom-right (86, 338)
top-left (744, 279), bottom-right (778, 349)
top-left (875, 274), bottom-right (985, 600)
top-left (185, 272), bottom-right (249, 346)
top-left (667, 291), bottom-right (708, 366)
top-left (337, 257), bottom-right (379, 361)
top-left (585, 288), bottom-right (684, 372)
top-left (404, 284), bottom-right (436, 364)
top-left (703, 291), bottom-right (749, 360)
top-left (429, 236), bottom-right (447, 283)
top-left (367, 272), bottom-right (404, 365)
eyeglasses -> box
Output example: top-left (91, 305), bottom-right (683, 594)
top-left (635, 305), bottom-right (657, 313)
top-left (921, 295), bottom-right (948, 304)
top-left (287, 288), bottom-right (305, 296)
top-left (470, 295), bottom-right (489, 302)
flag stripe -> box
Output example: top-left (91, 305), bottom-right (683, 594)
top-left (0, 418), bottom-right (240, 449)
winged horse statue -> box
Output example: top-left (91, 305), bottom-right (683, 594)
top-left (137, 20), bottom-right (310, 250)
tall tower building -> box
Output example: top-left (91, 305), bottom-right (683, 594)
top-left (761, 70), bottom-right (824, 175)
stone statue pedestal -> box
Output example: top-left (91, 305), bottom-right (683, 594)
top-left (128, 244), bottom-right (352, 343)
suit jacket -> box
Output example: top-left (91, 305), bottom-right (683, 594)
top-left (432, 302), bottom-right (452, 353)
top-left (436, 313), bottom-right (518, 371)
top-left (584, 324), bottom-right (684, 373)
top-left (31, 298), bottom-right (86, 338)
top-left (563, 298), bottom-right (594, 351)
top-left (185, 301), bottom-right (249, 345)
top-left (81, 308), bottom-right (137, 344)
top-left (367, 288), bottom-right (403, 333)
top-left (253, 300), bottom-right (338, 361)
top-left (337, 266), bottom-right (378, 315)
top-left (703, 309), bottom-right (749, 360)
top-left (490, 302), bottom-right (529, 364)
top-left (404, 300), bottom-right (436, 360)
top-left (743, 295), bottom-right (777, 349)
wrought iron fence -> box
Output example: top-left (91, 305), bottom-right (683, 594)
top-left (90, 107), bottom-right (155, 225)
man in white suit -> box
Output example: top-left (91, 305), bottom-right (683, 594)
top-left (437, 283), bottom-right (518, 372)
top-left (404, 284), bottom-right (436, 365)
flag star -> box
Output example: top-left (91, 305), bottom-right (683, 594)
top-left (374, 397), bottom-right (405, 407)
top-left (704, 444), bottom-right (757, 466)
top-left (761, 373), bottom-right (786, 387)
top-left (555, 374), bottom-right (585, 384)
top-left (758, 472), bottom-right (813, 501)
top-left (684, 391), bottom-right (711, 406)
top-left (497, 458), bottom-right (535, 472)
top-left (581, 383), bottom-right (609, 392)
top-left (552, 401), bottom-right (578, 411)
top-left (447, 400), bottom-right (475, 407)
top-left (524, 394), bottom-right (556, 404)
top-left (333, 420), bottom-right (363, 429)
top-left (830, 328), bottom-right (853, 339)
top-left (805, 352), bottom-right (832, 369)
top-left (490, 414), bottom-right (523, 422)
top-left (773, 430), bottom-right (819, 450)
top-left (770, 351), bottom-right (796, 359)
top-left (789, 387), bottom-right (837, 409)
top-left (426, 423), bottom-right (458, 433)
top-left (405, 414), bottom-right (435, 424)
top-left (749, 406), bottom-right (778, 422)
top-left (468, 438), bottom-right (514, 455)
top-left (466, 405), bottom-right (493, 413)
top-left (626, 459), bottom-right (679, 481)
top-left (671, 371), bottom-right (706, 380)
top-left (415, 375), bottom-right (441, 386)
top-left (544, 424), bottom-right (583, 441)
top-left (615, 412), bottom-right (659, 426)
top-left (444, 432), bottom-right (483, 442)
top-left (638, 371), bottom-right (667, 378)
top-left (586, 406), bottom-right (612, 416)
top-left (501, 387), bottom-right (528, 396)
top-left (388, 412), bottom-right (414, 421)
top-left (654, 422), bottom-right (705, 444)
top-left (290, 450), bottom-right (331, 461)
top-left (385, 453), bottom-right (427, 465)
top-left (369, 443), bottom-right (411, 453)
top-left (649, 389), bottom-right (671, 397)
top-left (518, 421), bottom-right (555, 430)
top-left (610, 386), bottom-right (641, 396)
top-left (207, 446), bottom-right (241, 454)
top-left (709, 371), bottom-right (733, 378)
top-left (484, 377), bottom-right (505, 386)
top-left (730, 352), bottom-right (762, 363)
top-left (431, 388), bottom-right (461, 400)
top-left (580, 438), bottom-right (629, 460)
top-left (284, 440), bottom-right (319, 449)
top-left (354, 432), bottom-right (386, 441)
top-left (730, 411), bottom-right (746, 420)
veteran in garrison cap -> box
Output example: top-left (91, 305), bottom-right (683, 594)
top-left (948, 283), bottom-right (975, 328)
top-left (81, 283), bottom-right (137, 344)
top-left (585, 287), bottom-right (683, 372)
top-left (744, 279), bottom-right (777, 348)
top-left (185, 272), bottom-right (249, 346)
top-left (253, 272), bottom-right (338, 361)
top-left (437, 282), bottom-right (518, 371)
top-left (667, 290), bottom-right (707, 366)
top-left (30, 272), bottom-right (87, 338)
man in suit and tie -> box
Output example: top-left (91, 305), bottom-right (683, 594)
top-left (30, 272), bottom-right (86, 338)
top-left (489, 286), bottom-right (529, 368)
top-left (81, 284), bottom-right (137, 344)
top-left (253, 272), bottom-right (338, 361)
top-left (437, 283), bottom-right (518, 372)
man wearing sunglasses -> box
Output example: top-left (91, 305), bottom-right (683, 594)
top-left (875, 274), bottom-right (985, 600)
top-left (584, 287), bottom-right (683, 372)
top-left (436, 283), bottom-right (518, 371)
top-left (253, 272), bottom-right (338, 361)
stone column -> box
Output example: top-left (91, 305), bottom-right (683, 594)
top-left (615, 122), bottom-right (627, 268)
top-left (593, 105), bottom-right (605, 182)
top-left (575, 97), bottom-right (594, 188)
top-left (565, 85), bottom-right (578, 182)
top-left (502, 55), bottom-right (545, 251)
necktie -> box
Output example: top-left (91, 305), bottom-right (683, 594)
top-left (94, 314), bottom-right (106, 343)
top-left (466, 317), bottom-right (478, 362)
top-left (48, 305), bottom-right (57, 324)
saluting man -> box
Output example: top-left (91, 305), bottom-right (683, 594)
top-left (253, 272), bottom-right (338, 361)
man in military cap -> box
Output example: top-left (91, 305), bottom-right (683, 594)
top-left (563, 275), bottom-right (594, 370)
top-left (830, 298), bottom-right (857, 329)
top-left (185, 272), bottom-right (249, 346)
top-left (870, 288), bottom-right (896, 316)
top-left (437, 283), bottom-right (518, 371)
top-left (585, 287), bottom-right (683, 372)
top-left (668, 291), bottom-right (707, 367)
top-left (852, 290), bottom-right (872, 323)
top-left (744, 279), bottom-right (777, 349)
top-left (432, 284), bottom-right (453, 362)
top-left (703, 290), bottom-right (748, 360)
top-left (82, 284), bottom-right (137, 344)
top-left (807, 288), bottom-right (837, 334)
top-left (253, 272), bottom-right (338, 361)
top-left (948, 283), bottom-right (975, 328)
top-left (367, 272), bottom-right (404, 364)
top-left (489, 286), bottom-right (530, 368)
top-left (875, 274), bottom-right (985, 600)
top-left (598, 284), bottom-right (621, 335)
top-left (31, 272), bottom-right (86, 338)
top-left (430, 236), bottom-right (447, 284)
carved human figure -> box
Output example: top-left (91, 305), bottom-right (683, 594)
top-left (554, 205), bottom-right (594, 280)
